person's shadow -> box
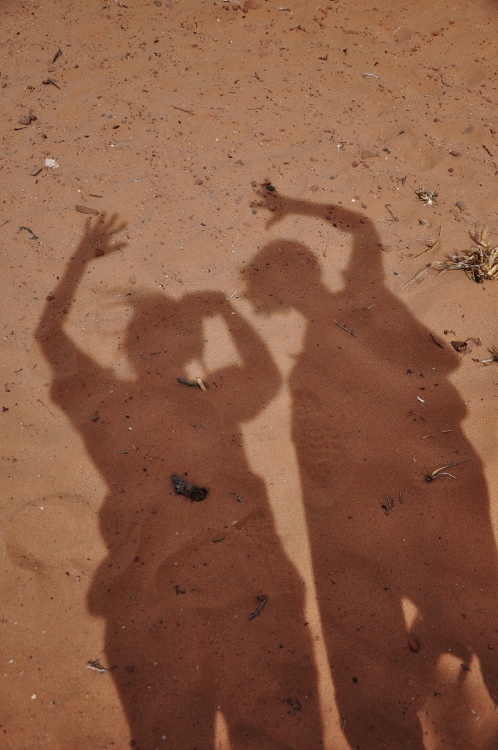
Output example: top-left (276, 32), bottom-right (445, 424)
top-left (245, 194), bottom-right (498, 749)
top-left (35, 216), bottom-right (323, 749)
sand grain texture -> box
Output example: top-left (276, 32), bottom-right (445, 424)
top-left (2, 0), bottom-right (498, 748)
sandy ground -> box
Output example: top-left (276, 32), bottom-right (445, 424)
top-left (2, 0), bottom-right (498, 747)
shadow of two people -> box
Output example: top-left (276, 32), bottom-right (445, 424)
top-left (36, 197), bottom-right (498, 749)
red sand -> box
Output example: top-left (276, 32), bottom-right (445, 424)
top-left (2, 1), bottom-right (498, 747)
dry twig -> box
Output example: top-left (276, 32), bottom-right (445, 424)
top-left (425, 460), bottom-right (469, 482)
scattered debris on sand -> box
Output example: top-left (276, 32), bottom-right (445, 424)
top-left (171, 473), bottom-right (208, 501)
top-left (415, 188), bottom-right (438, 206)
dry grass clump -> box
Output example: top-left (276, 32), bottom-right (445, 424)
top-left (401, 227), bottom-right (498, 290)
top-left (438, 227), bottom-right (498, 283)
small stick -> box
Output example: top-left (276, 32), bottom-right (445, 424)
top-left (52, 48), bottom-right (62, 64)
top-left (384, 204), bottom-right (398, 221)
top-left (248, 596), bottom-right (268, 621)
top-left (177, 377), bottom-right (200, 387)
top-left (429, 332), bottom-right (443, 348)
top-left (173, 106), bottom-right (194, 115)
top-left (482, 144), bottom-right (493, 157)
top-left (42, 78), bottom-right (61, 89)
top-left (426, 460), bottom-right (469, 482)
top-left (37, 398), bottom-right (55, 417)
top-left (196, 377), bottom-right (207, 391)
top-left (381, 494), bottom-right (395, 515)
top-left (363, 72), bottom-right (379, 78)
top-left (334, 320), bottom-right (356, 337)
top-left (75, 204), bottom-right (100, 216)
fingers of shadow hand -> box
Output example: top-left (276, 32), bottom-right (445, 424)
top-left (82, 213), bottom-right (128, 257)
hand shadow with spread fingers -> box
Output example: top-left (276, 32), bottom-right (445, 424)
top-left (245, 194), bottom-right (498, 749)
top-left (36, 215), bottom-right (323, 749)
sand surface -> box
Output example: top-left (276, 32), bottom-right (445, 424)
top-left (2, 0), bottom-right (498, 747)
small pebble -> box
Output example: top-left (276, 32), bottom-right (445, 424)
top-left (310, 184), bottom-right (319, 192)
top-left (46, 294), bottom-right (55, 301)
top-left (419, 218), bottom-right (429, 226)
top-left (29, 165), bottom-right (43, 176)
top-left (455, 200), bottom-right (467, 211)
top-left (464, 125), bottom-right (474, 134)
top-left (408, 640), bottom-right (419, 653)
top-left (129, 274), bottom-right (137, 284)
top-left (360, 149), bottom-right (377, 159)
top-left (268, 204), bottom-right (276, 211)
top-left (18, 115), bottom-right (32, 125)
top-left (449, 150), bottom-right (461, 156)
top-left (194, 178), bottom-right (203, 185)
